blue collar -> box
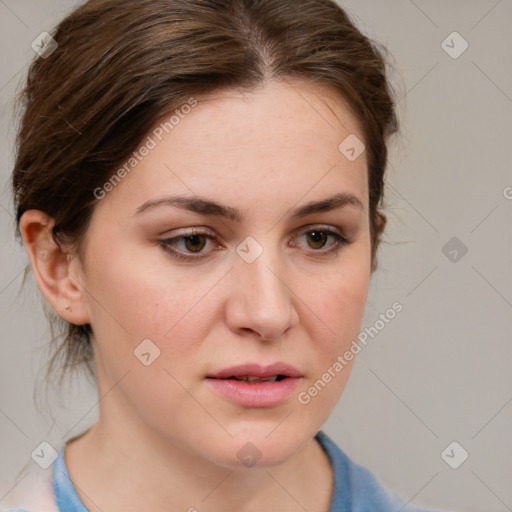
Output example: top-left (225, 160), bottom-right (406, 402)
top-left (316, 430), bottom-right (351, 512)
top-left (53, 446), bottom-right (88, 512)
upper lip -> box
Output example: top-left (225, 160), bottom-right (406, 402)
top-left (207, 363), bottom-right (302, 379)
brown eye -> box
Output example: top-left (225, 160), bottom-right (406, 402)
top-left (159, 230), bottom-right (216, 262)
top-left (306, 230), bottom-right (329, 250)
top-left (182, 234), bottom-right (207, 253)
top-left (290, 226), bottom-right (350, 256)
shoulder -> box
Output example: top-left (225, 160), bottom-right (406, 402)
top-left (0, 462), bottom-right (59, 512)
top-left (315, 430), bottom-right (452, 512)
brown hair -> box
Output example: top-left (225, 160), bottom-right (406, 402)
top-left (12, 0), bottom-right (399, 384)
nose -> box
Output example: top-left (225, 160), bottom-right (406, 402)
top-left (225, 242), bottom-right (299, 341)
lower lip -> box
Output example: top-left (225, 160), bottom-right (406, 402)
top-left (205, 377), bottom-right (302, 408)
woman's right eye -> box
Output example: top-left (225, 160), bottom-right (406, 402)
top-left (158, 230), bottom-right (217, 262)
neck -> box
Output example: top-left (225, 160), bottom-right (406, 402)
top-left (64, 416), bottom-right (333, 512)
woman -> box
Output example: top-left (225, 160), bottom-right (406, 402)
top-left (5, 0), bottom-right (451, 510)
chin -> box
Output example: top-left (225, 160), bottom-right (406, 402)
top-left (205, 427), bottom-right (309, 470)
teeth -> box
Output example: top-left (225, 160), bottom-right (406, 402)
top-left (233, 375), bottom-right (278, 382)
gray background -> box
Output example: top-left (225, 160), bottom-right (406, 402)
top-left (1, 1), bottom-right (511, 511)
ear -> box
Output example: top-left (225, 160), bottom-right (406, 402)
top-left (19, 209), bottom-right (90, 325)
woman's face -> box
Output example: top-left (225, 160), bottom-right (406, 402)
top-left (74, 79), bottom-right (371, 468)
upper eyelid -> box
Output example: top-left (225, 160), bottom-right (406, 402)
top-left (293, 224), bottom-right (345, 234)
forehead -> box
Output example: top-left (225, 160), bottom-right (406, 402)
top-left (92, 79), bottom-right (368, 220)
top-left (175, 79), bottom-right (364, 159)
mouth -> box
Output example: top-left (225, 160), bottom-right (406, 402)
top-left (208, 374), bottom-right (291, 383)
top-left (205, 363), bottom-right (303, 407)
top-left (206, 362), bottom-right (303, 380)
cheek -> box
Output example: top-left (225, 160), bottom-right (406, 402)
top-left (295, 244), bottom-right (370, 408)
top-left (304, 243), bottom-right (371, 345)
top-left (82, 244), bottom-right (223, 371)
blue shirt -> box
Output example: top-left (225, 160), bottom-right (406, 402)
top-left (5, 430), bottom-right (449, 512)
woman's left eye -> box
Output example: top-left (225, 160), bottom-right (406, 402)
top-left (291, 228), bottom-right (350, 254)
top-left (158, 226), bottom-right (350, 262)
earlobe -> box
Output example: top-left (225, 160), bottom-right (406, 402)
top-left (19, 209), bottom-right (90, 325)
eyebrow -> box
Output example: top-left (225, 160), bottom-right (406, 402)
top-left (134, 192), bottom-right (364, 222)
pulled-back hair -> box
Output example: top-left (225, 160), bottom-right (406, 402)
top-left (12, 0), bottom-right (399, 383)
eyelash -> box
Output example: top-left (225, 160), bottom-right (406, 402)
top-left (158, 226), bottom-right (351, 263)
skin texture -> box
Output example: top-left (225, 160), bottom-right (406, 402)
top-left (20, 78), bottom-right (371, 511)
